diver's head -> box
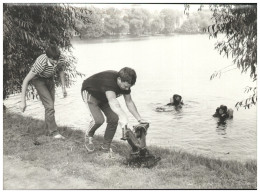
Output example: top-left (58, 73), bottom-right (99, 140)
top-left (219, 105), bottom-right (228, 115)
top-left (173, 94), bottom-right (182, 105)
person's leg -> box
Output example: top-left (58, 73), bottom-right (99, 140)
top-left (100, 103), bottom-right (119, 150)
top-left (32, 77), bottom-right (59, 136)
top-left (46, 78), bottom-right (55, 102)
top-left (82, 91), bottom-right (104, 151)
top-left (45, 78), bottom-right (55, 135)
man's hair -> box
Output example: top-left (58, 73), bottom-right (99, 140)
top-left (45, 44), bottom-right (60, 60)
top-left (118, 67), bottom-right (137, 85)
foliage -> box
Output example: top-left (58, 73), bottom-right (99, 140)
top-left (76, 6), bottom-right (104, 38)
top-left (150, 15), bottom-right (164, 35)
top-left (208, 5), bottom-right (257, 80)
top-left (206, 4), bottom-right (257, 109)
top-left (184, 4), bottom-right (257, 109)
top-left (103, 7), bottom-right (129, 35)
top-left (72, 5), bottom-right (217, 37)
top-left (139, 8), bottom-right (152, 34)
top-left (235, 86), bottom-right (257, 110)
top-left (3, 3), bottom-right (90, 99)
top-left (123, 8), bottom-right (147, 36)
top-left (160, 9), bottom-right (182, 34)
top-left (176, 11), bottom-right (213, 33)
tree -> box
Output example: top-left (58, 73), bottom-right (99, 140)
top-left (3, 3), bottom-right (90, 99)
top-left (139, 8), bottom-right (152, 35)
top-left (150, 15), bottom-right (164, 35)
top-left (103, 7), bottom-right (128, 36)
top-left (176, 11), bottom-right (213, 33)
top-left (123, 8), bottom-right (150, 36)
top-left (208, 4), bottom-right (257, 109)
top-left (76, 6), bottom-right (104, 38)
top-left (176, 18), bottom-right (199, 33)
top-left (185, 4), bottom-right (257, 109)
top-left (160, 9), bottom-right (182, 34)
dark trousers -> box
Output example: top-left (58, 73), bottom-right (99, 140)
top-left (32, 77), bottom-right (58, 135)
top-left (82, 90), bottom-right (119, 148)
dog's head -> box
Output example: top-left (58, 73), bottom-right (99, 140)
top-left (134, 123), bottom-right (149, 138)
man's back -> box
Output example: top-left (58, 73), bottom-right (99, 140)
top-left (81, 70), bottom-right (130, 102)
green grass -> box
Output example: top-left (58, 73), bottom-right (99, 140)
top-left (3, 111), bottom-right (257, 189)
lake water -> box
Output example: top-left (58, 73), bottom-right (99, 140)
top-left (4, 34), bottom-right (257, 162)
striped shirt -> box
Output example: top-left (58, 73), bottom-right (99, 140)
top-left (31, 54), bottom-right (66, 78)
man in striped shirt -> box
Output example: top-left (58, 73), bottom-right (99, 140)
top-left (20, 44), bottom-right (67, 139)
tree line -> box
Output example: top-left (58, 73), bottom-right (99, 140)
top-left (75, 6), bottom-right (213, 38)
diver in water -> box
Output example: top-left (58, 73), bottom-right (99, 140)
top-left (213, 105), bottom-right (233, 123)
top-left (156, 94), bottom-right (184, 112)
top-left (167, 94), bottom-right (184, 107)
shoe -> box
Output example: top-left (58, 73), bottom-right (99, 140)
top-left (131, 150), bottom-right (140, 155)
top-left (53, 133), bottom-right (65, 139)
top-left (85, 136), bottom-right (95, 152)
top-left (100, 145), bottom-right (112, 153)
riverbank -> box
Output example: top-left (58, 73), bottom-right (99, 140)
top-left (3, 111), bottom-right (257, 189)
top-left (71, 32), bottom-right (207, 44)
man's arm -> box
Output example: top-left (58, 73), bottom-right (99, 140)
top-left (59, 70), bottom-right (67, 97)
top-left (20, 70), bottom-right (36, 112)
top-left (105, 91), bottom-right (128, 126)
top-left (123, 94), bottom-right (143, 122)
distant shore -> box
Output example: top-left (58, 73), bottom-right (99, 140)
top-left (71, 32), bottom-right (207, 43)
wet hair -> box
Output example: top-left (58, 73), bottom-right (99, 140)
top-left (45, 44), bottom-right (60, 60)
top-left (118, 67), bottom-right (137, 85)
top-left (213, 105), bottom-right (229, 120)
top-left (166, 94), bottom-right (183, 106)
top-left (173, 94), bottom-right (182, 105)
top-left (219, 105), bottom-right (228, 113)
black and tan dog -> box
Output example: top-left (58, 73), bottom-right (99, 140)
top-left (121, 123), bottom-right (161, 168)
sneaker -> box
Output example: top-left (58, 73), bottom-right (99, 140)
top-left (100, 145), bottom-right (111, 153)
top-left (85, 136), bottom-right (95, 152)
top-left (53, 133), bottom-right (65, 139)
top-left (131, 150), bottom-right (140, 155)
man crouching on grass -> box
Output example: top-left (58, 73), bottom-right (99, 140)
top-left (81, 67), bottom-right (148, 153)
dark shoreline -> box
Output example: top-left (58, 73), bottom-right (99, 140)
top-left (71, 32), bottom-right (207, 44)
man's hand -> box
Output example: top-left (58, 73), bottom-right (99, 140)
top-left (20, 101), bottom-right (27, 112)
top-left (138, 118), bottom-right (149, 124)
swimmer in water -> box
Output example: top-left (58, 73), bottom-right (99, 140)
top-left (213, 105), bottom-right (233, 123)
top-left (156, 94), bottom-right (184, 112)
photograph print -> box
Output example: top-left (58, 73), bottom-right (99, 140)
top-left (2, 2), bottom-right (257, 190)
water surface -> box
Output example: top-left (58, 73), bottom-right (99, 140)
top-left (5, 34), bottom-right (257, 162)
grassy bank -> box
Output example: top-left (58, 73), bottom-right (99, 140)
top-left (3, 111), bottom-right (257, 189)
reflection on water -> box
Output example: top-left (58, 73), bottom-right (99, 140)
top-left (4, 34), bottom-right (257, 163)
